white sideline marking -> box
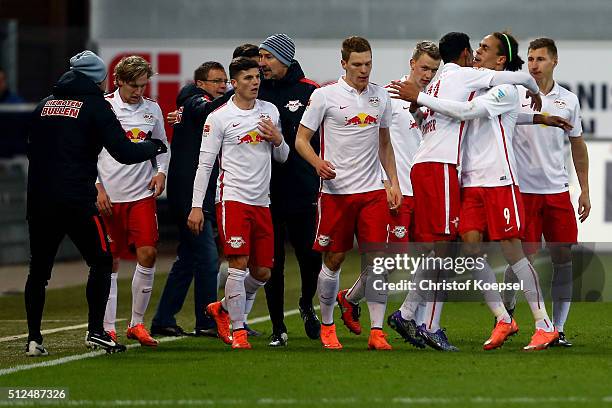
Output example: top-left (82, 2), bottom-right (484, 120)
top-left (0, 319), bottom-right (127, 343)
top-left (0, 307), bottom-right (311, 377)
top-left (0, 320), bottom-right (84, 323)
top-left (0, 396), bottom-right (610, 406)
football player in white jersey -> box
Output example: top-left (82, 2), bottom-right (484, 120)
top-left (96, 56), bottom-right (170, 347)
top-left (296, 36), bottom-right (402, 350)
top-left (394, 32), bottom-right (572, 351)
top-left (187, 57), bottom-right (289, 349)
top-left (503, 38), bottom-right (589, 347)
top-left (387, 32), bottom-right (543, 351)
top-left (335, 41), bottom-right (441, 344)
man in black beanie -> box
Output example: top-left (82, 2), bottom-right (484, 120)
top-left (24, 50), bottom-right (166, 356)
top-left (257, 34), bottom-right (322, 346)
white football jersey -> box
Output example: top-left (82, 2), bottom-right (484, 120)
top-left (460, 84), bottom-right (520, 187)
top-left (383, 76), bottom-right (422, 196)
top-left (413, 63), bottom-right (495, 166)
top-left (200, 97), bottom-right (283, 206)
top-left (97, 89), bottom-right (169, 203)
top-left (513, 82), bottom-right (583, 194)
top-left (300, 76), bottom-right (392, 195)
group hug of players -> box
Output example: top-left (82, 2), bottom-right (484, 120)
top-left (27, 30), bottom-right (587, 356)
top-left (188, 31), bottom-right (587, 352)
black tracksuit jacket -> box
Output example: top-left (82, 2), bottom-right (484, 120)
top-left (26, 70), bottom-right (161, 217)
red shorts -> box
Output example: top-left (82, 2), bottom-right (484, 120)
top-left (522, 191), bottom-right (578, 254)
top-left (388, 196), bottom-right (414, 243)
top-left (313, 190), bottom-right (390, 253)
top-left (411, 162), bottom-right (460, 242)
top-left (216, 201), bottom-right (274, 268)
top-left (103, 196), bottom-right (158, 259)
top-left (459, 185), bottom-right (525, 241)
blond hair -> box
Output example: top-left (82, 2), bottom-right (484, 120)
top-left (113, 55), bottom-right (153, 87)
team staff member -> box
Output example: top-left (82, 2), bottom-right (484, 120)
top-left (25, 50), bottom-right (166, 356)
top-left (257, 34), bottom-right (322, 346)
top-left (151, 61), bottom-right (228, 338)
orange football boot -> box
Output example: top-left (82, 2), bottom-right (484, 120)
top-left (126, 324), bottom-right (158, 347)
top-left (337, 289), bottom-right (362, 335)
top-left (523, 328), bottom-right (559, 351)
top-left (368, 328), bottom-right (393, 350)
top-left (231, 329), bottom-right (252, 350)
top-left (206, 301), bottom-right (232, 345)
top-left (320, 324), bottom-right (343, 350)
top-left (483, 318), bottom-right (519, 350)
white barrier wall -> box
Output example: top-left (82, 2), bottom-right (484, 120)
top-left (98, 38), bottom-right (612, 137)
top-left (569, 140), bottom-right (612, 242)
top-left (97, 39), bottom-right (612, 242)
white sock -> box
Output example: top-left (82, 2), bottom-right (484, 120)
top-left (502, 264), bottom-right (518, 311)
top-left (244, 270), bottom-right (266, 321)
top-left (473, 260), bottom-right (511, 323)
top-left (318, 263), bottom-right (340, 325)
top-left (552, 261), bottom-right (573, 333)
top-left (423, 268), bottom-right (447, 332)
top-left (511, 257), bottom-right (553, 331)
top-left (103, 272), bottom-right (118, 332)
top-left (130, 263), bottom-right (154, 327)
top-left (346, 267), bottom-right (367, 304)
top-left (415, 302), bottom-right (427, 326)
top-left (400, 264), bottom-right (427, 321)
top-left (225, 267), bottom-right (248, 331)
top-left (217, 261), bottom-right (229, 290)
top-left (365, 267), bottom-right (387, 329)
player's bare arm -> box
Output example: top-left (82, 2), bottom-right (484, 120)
top-left (295, 124), bottom-right (336, 179)
top-left (387, 80), bottom-right (420, 103)
top-left (533, 114), bottom-right (573, 131)
top-left (525, 90), bottom-right (542, 111)
top-left (257, 117), bottom-right (283, 146)
top-left (570, 136), bottom-right (590, 222)
top-left (166, 109), bottom-right (179, 125)
top-left (95, 182), bottom-right (113, 217)
top-left (378, 127), bottom-right (402, 210)
top-left (148, 172), bottom-right (166, 198)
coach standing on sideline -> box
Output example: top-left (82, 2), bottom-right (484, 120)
top-left (257, 34), bottom-right (322, 346)
top-left (25, 51), bottom-right (167, 356)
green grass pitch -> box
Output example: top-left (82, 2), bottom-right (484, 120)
top-left (0, 252), bottom-right (611, 407)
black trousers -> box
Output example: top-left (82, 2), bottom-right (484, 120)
top-left (264, 207), bottom-right (322, 333)
top-left (25, 208), bottom-right (113, 343)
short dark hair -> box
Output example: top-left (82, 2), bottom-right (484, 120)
top-left (233, 44), bottom-right (260, 59)
top-left (341, 36), bottom-right (371, 61)
top-left (229, 57), bottom-right (259, 79)
top-left (194, 61), bottom-right (225, 82)
top-left (438, 32), bottom-right (471, 64)
top-left (529, 37), bottom-right (558, 58)
top-left (492, 31), bottom-right (524, 72)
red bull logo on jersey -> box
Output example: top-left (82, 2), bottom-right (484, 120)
top-left (238, 131), bottom-right (264, 145)
top-left (126, 128), bottom-right (147, 143)
top-left (344, 113), bottom-right (378, 127)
